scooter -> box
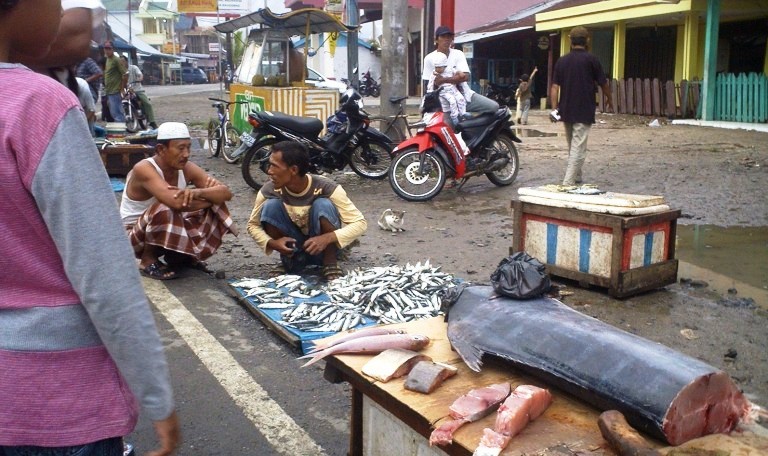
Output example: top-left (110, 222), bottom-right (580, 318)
top-left (122, 86), bottom-right (147, 133)
top-left (237, 88), bottom-right (394, 191)
top-left (388, 87), bottom-right (521, 202)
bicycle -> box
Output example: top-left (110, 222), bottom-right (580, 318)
top-left (370, 96), bottom-right (418, 143)
top-left (207, 97), bottom-right (249, 164)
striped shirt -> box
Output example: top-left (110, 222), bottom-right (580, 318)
top-left (0, 63), bottom-right (173, 446)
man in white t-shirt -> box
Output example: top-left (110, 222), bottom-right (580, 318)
top-left (422, 25), bottom-right (499, 128)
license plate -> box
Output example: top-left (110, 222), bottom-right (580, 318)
top-left (240, 133), bottom-right (255, 147)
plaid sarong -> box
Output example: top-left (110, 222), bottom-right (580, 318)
top-left (128, 202), bottom-right (238, 261)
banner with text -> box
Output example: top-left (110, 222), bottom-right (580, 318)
top-left (177, 0), bottom-right (217, 13)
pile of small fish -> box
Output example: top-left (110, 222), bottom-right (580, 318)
top-left (231, 261), bottom-right (457, 334)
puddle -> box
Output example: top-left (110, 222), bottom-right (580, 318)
top-left (514, 129), bottom-right (563, 138)
top-left (675, 225), bottom-right (768, 309)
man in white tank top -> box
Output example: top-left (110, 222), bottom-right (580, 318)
top-left (119, 122), bottom-right (237, 280)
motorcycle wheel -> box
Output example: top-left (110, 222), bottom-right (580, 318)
top-left (207, 119), bottom-right (220, 157)
top-left (125, 110), bottom-right (139, 133)
top-left (241, 137), bottom-right (278, 190)
top-left (220, 125), bottom-right (242, 164)
top-left (485, 134), bottom-right (520, 186)
top-left (371, 85), bottom-right (381, 98)
top-left (348, 139), bottom-right (393, 179)
top-left (388, 148), bottom-right (446, 202)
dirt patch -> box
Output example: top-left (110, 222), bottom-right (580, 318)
top-left (152, 89), bottom-right (768, 408)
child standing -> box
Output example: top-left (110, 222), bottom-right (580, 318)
top-left (515, 66), bottom-right (538, 125)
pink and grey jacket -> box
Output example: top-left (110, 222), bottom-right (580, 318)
top-left (0, 63), bottom-right (173, 446)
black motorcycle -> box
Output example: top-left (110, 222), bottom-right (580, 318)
top-left (486, 81), bottom-right (518, 108)
top-left (358, 70), bottom-right (380, 98)
top-left (122, 87), bottom-right (147, 133)
top-left (238, 88), bottom-right (394, 190)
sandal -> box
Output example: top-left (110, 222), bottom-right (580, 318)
top-left (191, 260), bottom-right (214, 274)
top-left (322, 263), bottom-right (344, 282)
top-left (140, 261), bottom-right (177, 281)
top-left (268, 263), bottom-right (286, 279)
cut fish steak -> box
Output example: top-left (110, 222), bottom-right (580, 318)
top-left (429, 383), bottom-right (511, 446)
top-left (473, 384), bottom-right (553, 456)
top-left (445, 286), bottom-right (751, 446)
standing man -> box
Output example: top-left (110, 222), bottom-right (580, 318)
top-left (103, 41), bottom-right (126, 122)
top-left (76, 56), bottom-right (102, 103)
top-left (247, 141), bottom-right (367, 281)
top-left (515, 66), bottom-right (538, 125)
top-left (549, 26), bottom-right (613, 186)
top-left (121, 54), bottom-right (158, 129)
top-left (422, 25), bottom-right (499, 129)
top-left (120, 122), bottom-right (237, 279)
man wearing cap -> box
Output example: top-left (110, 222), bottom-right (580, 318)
top-left (120, 122), bottom-right (237, 280)
top-left (103, 41), bottom-right (126, 122)
top-left (549, 26), bottom-right (613, 186)
top-left (422, 25), bottom-right (499, 129)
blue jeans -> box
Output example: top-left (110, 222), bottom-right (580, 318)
top-left (107, 93), bottom-right (125, 122)
top-left (0, 437), bottom-right (123, 456)
top-left (260, 198), bottom-right (341, 270)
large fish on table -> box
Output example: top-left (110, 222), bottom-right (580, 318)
top-left (444, 285), bottom-right (751, 446)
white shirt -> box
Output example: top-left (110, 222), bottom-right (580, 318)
top-left (76, 77), bottom-right (95, 113)
top-left (422, 48), bottom-right (475, 102)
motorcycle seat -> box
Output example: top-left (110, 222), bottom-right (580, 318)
top-left (257, 111), bottom-right (324, 136)
top-left (389, 96), bottom-right (408, 104)
top-left (455, 112), bottom-right (495, 131)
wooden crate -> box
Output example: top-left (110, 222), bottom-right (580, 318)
top-left (511, 200), bottom-right (680, 298)
top-left (99, 144), bottom-right (152, 175)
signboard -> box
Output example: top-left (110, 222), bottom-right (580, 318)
top-left (177, 0), bottom-right (217, 13)
top-left (538, 36), bottom-right (549, 50)
top-left (218, 0), bottom-right (248, 13)
top-left (462, 43), bottom-right (474, 59)
top-left (162, 43), bottom-right (179, 54)
top-left (169, 63), bottom-right (181, 69)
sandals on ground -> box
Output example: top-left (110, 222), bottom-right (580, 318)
top-left (140, 261), bottom-right (177, 281)
top-left (322, 263), bottom-right (344, 282)
top-left (191, 260), bottom-right (214, 274)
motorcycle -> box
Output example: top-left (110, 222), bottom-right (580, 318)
top-left (358, 70), bottom-right (381, 98)
top-left (237, 88), bottom-right (394, 191)
top-left (121, 86), bottom-right (147, 133)
top-left (388, 87), bottom-right (521, 202)
top-left (486, 81), bottom-right (518, 108)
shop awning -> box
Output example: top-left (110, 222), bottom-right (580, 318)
top-left (213, 7), bottom-right (358, 36)
top-left (454, 26), bottom-right (533, 44)
top-left (107, 13), bottom-right (181, 60)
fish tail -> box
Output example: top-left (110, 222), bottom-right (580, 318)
top-left (299, 351), bottom-right (327, 367)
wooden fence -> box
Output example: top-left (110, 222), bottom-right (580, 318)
top-left (597, 73), bottom-right (767, 123)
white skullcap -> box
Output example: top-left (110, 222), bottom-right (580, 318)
top-left (156, 122), bottom-right (190, 140)
top-left (431, 53), bottom-right (448, 67)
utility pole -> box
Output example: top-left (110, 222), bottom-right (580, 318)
top-left (346, 0), bottom-right (359, 89)
top-left (381, 0), bottom-right (408, 125)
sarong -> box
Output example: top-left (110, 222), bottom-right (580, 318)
top-left (128, 202), bottom-right (238, 261)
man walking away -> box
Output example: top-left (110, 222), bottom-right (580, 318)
top-left (549, 26), bottom-right (612, 186)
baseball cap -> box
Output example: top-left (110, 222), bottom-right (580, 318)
top-left (435, 26), bottom-right (454, 38)
top-left (157, 122), bottom-right (191, 140)
top-left (569, 26), bottom-right (589, 38)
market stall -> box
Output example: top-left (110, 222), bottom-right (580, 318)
top-left (214, 8), bottom-right (358, 133)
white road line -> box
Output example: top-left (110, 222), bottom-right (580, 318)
top-left (143, 278), bottom-right (327, 455)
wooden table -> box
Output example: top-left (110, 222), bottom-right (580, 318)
top-left (323, 317), bottom-right (624, 456)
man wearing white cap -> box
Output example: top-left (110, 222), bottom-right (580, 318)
top-left (120, 122), bottom-right (237, 280)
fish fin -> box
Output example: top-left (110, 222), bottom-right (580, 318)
top-left (450, 338), bottom-right (484, 372)
top-left (299, 351), bottom-right (328, 368)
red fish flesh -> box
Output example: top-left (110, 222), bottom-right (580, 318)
top-left (298, 333), bottom-right (429, 367)
top-left (445, 285), bottom-right (751, 445)
top-left (429, 383), bottom-right (511, 446)
top-left (474, 385), bottom-right (553, 456)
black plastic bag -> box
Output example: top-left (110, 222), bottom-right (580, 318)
top-left (490, 252), bottom-right (551, 299)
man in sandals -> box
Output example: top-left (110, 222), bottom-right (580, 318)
top-left (247, 141), bottom-right (367, 281)
top-left (120, 122), bottom-right (237, 280)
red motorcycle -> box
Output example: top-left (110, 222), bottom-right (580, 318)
top-left (388, 88), bottom-right (521, 202)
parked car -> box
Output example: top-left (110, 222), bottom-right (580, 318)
top-left (305, 68), bottom-right (347, 93)
top-left (181, 67), bottom-right (209, 84)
